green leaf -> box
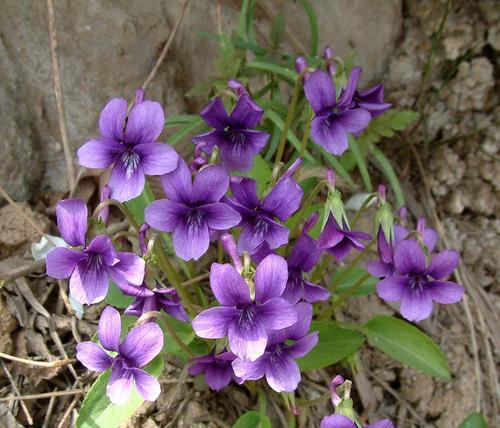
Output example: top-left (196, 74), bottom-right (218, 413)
top-left (262, 108), bottom-right (315, 163)
top-left (76, 355), bottom-right (164, 428)
top-left (349, 135), bottom-right (372, 191)
top-left (104, 282), bottom-right (134, 308)
top-left (358, 110), bottom-right (420, 145)
top-left (167, 117), bottom-right (204, 146)
top-left (458, 412), bottom-right (489, 428)
top-left (233, 411), bottom-right (272, 428)
top-left (370, 145), bottom-right (405, 207)
top-left (125, 183), bottom-right (154, 223)
top-left (215, 34), bottom-right (241, 80)
top-left (246, 61), bottom-right (298, 83)
top-left (333, 268), bottom-right (377, 296)
top-left (297, 321), bottom-right (365, 370)
top-left (364, 316), bottom-right (450, 379)
top-left (298, 0), bottom-right (318, 56)
top-left (234, 155), bottom-right (272, 196)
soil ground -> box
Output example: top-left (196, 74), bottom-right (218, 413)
top-left (0, 1), bottom-right (498, 427)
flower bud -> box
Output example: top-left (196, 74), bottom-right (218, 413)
top-left (375, 201), bottom-right (394, 244)
top-left (227, 79), bottom-right (246, 97)
top-left (98, 185), bottom-right (111, 225)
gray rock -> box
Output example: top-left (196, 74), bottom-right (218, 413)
top-left (0, 0), bottom-right (402, 201)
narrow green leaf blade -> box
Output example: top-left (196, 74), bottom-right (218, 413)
top-left (262, 108), bottom-right (315, 163)
top-left (349, 135), bottom-right (372, 191)
top-left (298, 0), bottom-right (318, 56)
top-left (370, 145), bottom-right (405, 207)
top-left (167, 117), bottom-right (204, 147)
top-left (364, 315), bottom-right (450, 379)
top-left (297, 321), bottom-right (365, 370)
top-left (234, 411), bottom-right (272, 428)
top-left (246, 61), bottom-right (298, 82)
top-left (76, 355), bottom-right (164, 428)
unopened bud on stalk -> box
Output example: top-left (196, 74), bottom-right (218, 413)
top-left (138, 224), bottom-right (150, 256)
top-left (135, 87), bottom-right (145, 105)
top-left (98, 185), bottom-right (111, 225)
top-left (374, 186), bottom-right (394, 244)
top-left (295, 56), bottom-right (308, 74)
top-left (227, 79), bottom-right (246, 97)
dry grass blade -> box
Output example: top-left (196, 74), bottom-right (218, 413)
top-left (0, 389), bottom-right (86, 402)
top-left (1, 360), bottom-right (33, 425)
top-left (46, 0), bottom-right (76, 191)
top-left (139, 0), bottom-right (191, 92)
top-left (0, 352), bottom-right (73, 368)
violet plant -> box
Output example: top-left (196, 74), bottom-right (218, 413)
top-left (44, 3), bottom-right (465, 426)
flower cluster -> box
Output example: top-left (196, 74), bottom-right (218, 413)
top-left (44, 48), bottom-right (464, 416)
top-left (298, 48), bottom-right (391, 156)
top-left (368, 218), bottom-right (464, 322)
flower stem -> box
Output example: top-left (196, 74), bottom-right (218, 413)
top-left (330, 240), bottom-right (375, 290)
top-left (273, 71), bottom-right (307, 172)
top-left (321, 271), bottom-right (372, 319)
top-left (93, 199), bottom-right (140, 231)
top-left (154, 240), bottom-right (196, 318)
top-left (350, 193), bottom-right (377, 228)
top-left (159, 313), bottom-right (195, 358)
top-left (291, 179), bottom-right (332, 239)
top-left (299, 108), bottom-right (312, 158)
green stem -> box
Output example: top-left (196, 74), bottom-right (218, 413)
top-left (273, 70), bottom-right (307, 170)
top-left (154, 241), bottom-right (196, 317)
top-left (159, 313), bottom-right (195, 358)
top-left (321, 271), bottom-right (372, 319)
top-left (297, 392), bottom-right (330, 407)
top-left (299, 109), bottom-right (312, 158)
top-left (330, 240), bottom-right (375, 290)
top-left (93, 199), bottom-right (140, 231)
top-left (350, 193), bottom-right (377, 228)
top-left (291, 179), bottom-right (332, 239)
top-left (310, 256), bottom-right (329, 283)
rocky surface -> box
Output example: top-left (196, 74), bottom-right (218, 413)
top-left (0, 0), bottom-right (402, 202)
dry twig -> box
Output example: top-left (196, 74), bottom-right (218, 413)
top-left (47, 0), bottom-right (76, 191)
top-left (139, 0), bottom-right (191, 92)
top-left (1, 360), bottom-right (33, 425)
top-left (0, 352), bottom-right (73, 368)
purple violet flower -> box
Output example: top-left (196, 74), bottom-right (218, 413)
top-left (46, 199), bottom-right (145, 304)
top-left (317, 215), bottom-right (372, 261)
top-left (353, 83), bottom-right (392, 118)
top-left (303, 68), bottom-right (371, 155)
top-left (77, 96), bottom-right (178, 202)
top-left (320, 415), bottom-right (394, 428)
top-left (192, 94), bottom-right (270, 172)
top-left (188, 350), bottom-right (242, 391)
top-left (192, 254), bottom-right (298, 361)
top-left (226, 175), bottom-right (303, 253)
top-left (367, 223), bottom-right (439, 278)
top-left (232, 302), bottom-right (318, 392)
top-left (76, 306), bottom-right (163, 405)
top-left (119, 282), bottom-right (188, 322)
top-left (145, 158), bottom-right (241, 261)
top-left (282, 233), bottom-right (330, 304)
top-left (376, 240), bottom-right (464, 322)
